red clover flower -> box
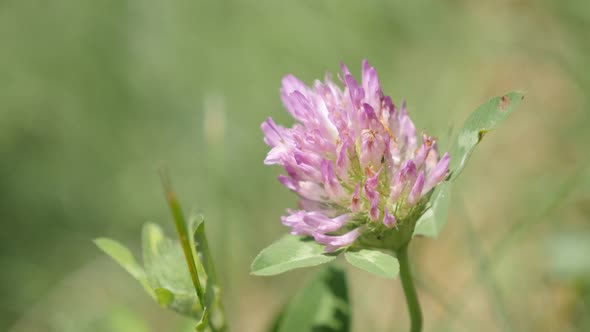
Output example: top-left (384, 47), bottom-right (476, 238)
top-left (262, 60), bottom-right (450, 252)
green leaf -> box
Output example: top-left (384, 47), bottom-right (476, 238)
top-left (93, 238), bottom-right (155, 299)
top-left (98, 169), bottom-right (223, 330)
top-left (189, 214), bottom-right (217, 286)
top-left (344, 249), bottom-right (399, 279)
top-left (96, 229), bottom-right (203, 318)
top-left (96, 220), bottom-right (225, 331)
top-left (414, 181), bottom-right (452, 237)
top-left (414, 91), bottom-right (525, 237)
top-left (141, 222), bottom-right (203, 318)
top-left (251, 235), bottom-right (337, 276)
top-left (272, 266), bottom-right (350, 332)
top-left (189, 214), bottom-right (226, 329)
top-left (449, 91), bottom-right (525, 180)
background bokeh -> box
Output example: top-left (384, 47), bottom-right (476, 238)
top-left (2, 0), bottom-right (590, 331)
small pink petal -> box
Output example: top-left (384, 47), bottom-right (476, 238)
top-left (407, 171), bottom-right (425, 206)
top-left (422, 152), bottom-right (450, 195)
top-left (383, 207), bottom-right (397, 228)
top-left (314, 227), bottom-right (363, 252)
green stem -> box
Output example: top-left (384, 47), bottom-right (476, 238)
top-left (159, 169), bottom-right (205, 307)
top-left (160, 169), bottom-right (227, 332)
top-left (397, 243), bottom-right (423, 332)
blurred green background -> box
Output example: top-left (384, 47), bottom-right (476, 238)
top-left (2, 0), bottom-right (590, 331)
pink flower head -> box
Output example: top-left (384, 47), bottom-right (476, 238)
top-left (262, 60), bottom-right (450, 251)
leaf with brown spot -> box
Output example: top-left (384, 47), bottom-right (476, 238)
top-left (414, 91), bottom-right (525, 238)
top-left (499, 94), bottom-right (511, 112)
top-left (449, 91), bottom-right (526, 181)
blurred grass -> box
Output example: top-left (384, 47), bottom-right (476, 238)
top-left (1, 0), bottom-right (590, 331)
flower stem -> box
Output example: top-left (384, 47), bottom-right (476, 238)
top-left (397, 243), bottom-right (423, 332)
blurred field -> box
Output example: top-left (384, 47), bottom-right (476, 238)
top-left (1, 0), bottom-right (590, 331)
